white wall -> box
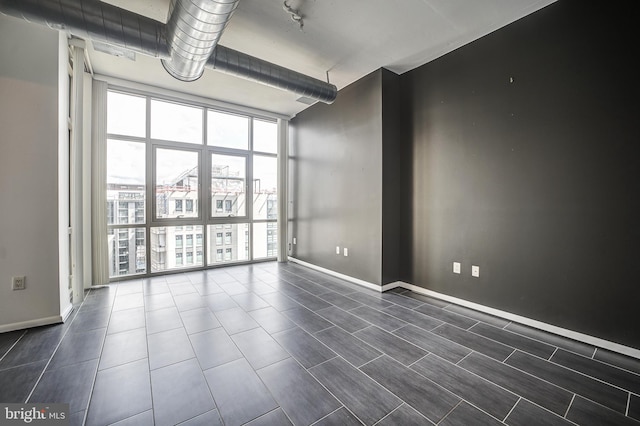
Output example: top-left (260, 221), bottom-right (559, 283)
top-left (0, 15), bottom-right (68, 330)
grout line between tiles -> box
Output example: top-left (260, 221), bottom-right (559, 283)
top-left (503, 397), bottom-right (521, 422)
top-left (564, 394), bottom-right (576, 418)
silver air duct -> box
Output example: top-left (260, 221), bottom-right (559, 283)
top-left (0, 0), bottom-right (337, 103)
top-left (162, 0), bottom-right (239, 82)
top-left (0, 0), bottom-right (168, 58)
top-left (208, 46), bottom-right (337, 105)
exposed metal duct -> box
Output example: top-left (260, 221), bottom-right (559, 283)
top-left (0, 0), bottom-right (337, 103)
top-left (162, 0), bottom-right (239, 82)
top-left (207, 46), bottom-right (337, 105)
top-left (0, 0), bottom-right (168, 58)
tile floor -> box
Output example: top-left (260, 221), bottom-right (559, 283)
top-left (1, 262), bottom-right (639, 425)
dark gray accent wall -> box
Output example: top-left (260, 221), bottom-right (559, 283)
top-left (405, 1), bottom-right (640, 349)
top-left (289, 70), bottom-right (384, 285)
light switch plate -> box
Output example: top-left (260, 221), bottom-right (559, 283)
top-left (344, 248), bottom-right (348, 257)
top-left (336, 246), bottom-right (340, 254)
top-left (453, 262), bottom-right (461, 274)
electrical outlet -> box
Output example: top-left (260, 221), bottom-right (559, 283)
top-left (336, 246), bottom-right (340, 254)
top-left (12, 276), bottom-right (26, 291)
top-left (472, 266), bottom-right (480, 278)
top-left (343, 248), bottom-right (348, 257)
top-left (453, 262), bottom-right (461, 274)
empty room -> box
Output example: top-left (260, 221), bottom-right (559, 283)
top-left (0, 0), bottom-right (638, 425)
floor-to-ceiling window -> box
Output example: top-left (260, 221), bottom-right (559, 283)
top-left (106, 89), bottom-right (279, 279)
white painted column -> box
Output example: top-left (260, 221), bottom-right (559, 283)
top-left (277, 119), bottom-right (289, 262)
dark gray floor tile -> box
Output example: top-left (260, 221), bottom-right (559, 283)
top-left (204, 358), bottom-right (278, 426)
top-left (117, 281), bottom-right (143, 295)
top-left (144, 292), bottom-right (176, 311)
top-left (249, 307), bottom-right (296, 334)
top-left (507, 350), bottom-right (628, 413)
top-left (243, 281), bottom-right (278, 296)
top-left (439, 402), bottom-right (503, 426)
top-left (29, 359), bottom-right (98, 414)
top-left (289, 279), bottom-right (331, 296)
top-left (459, 352), bottom-right (572, 416)
top-left (382, 304), bottom-right (443, 331)
top-left (203, 293), bottom-right (239, 312)
top-left (177, 409), bottom-right (223, 426)
top-left (287, 291), bottom-right (332, 311)
top-left (218, 281), bottom-right (249, 296)
top-left (273, 327), bottom-right (335, 368)
top-left (145, 306), bottom-right (183, 335)
top-left (215, 307), bottom-right (260, 335)
top-left (594, 349), bottom-right (640, 376)
top-left (349, 305), bottom-right (407, 332)
top-left (393, 324), bottom-right (471, 363)
top-left (309, 357), bottom-right (402, 425)
top-left (566, 396), bottom-right (640, 426)
top-left (231, 292), bottom-right (270, 311)
top-left (432, 323), bottom-right (514, 361)
top-left (314, 326), bottom-right (381, 367)
top-left (504, 322), bottom-right (595, 357)
top-left (0, 330), bottom-right (24, 358)
top-left (192, 281), bottom-right (224, 296)
top-left (414, 304), bottom-right (478, 329)
top-left (168, 282), bottom-right (198, 296)
top-left (313, 407), bottom-right (362, 426)
top-left (189, 328), bottom-right (243, 370)
top-left (282, 307), bottom-right (333, 333)
top-left (402, 292), bottom-right (450, 308)
top-left (345, 292), bottom-right (394, 309)
top-left (113, 293), bottom-right (144, 312)
top-left (231, 327), bottom-right (290, 369)
top-left (148, 327), bottom-right (195, 370)
top-left (257, 358), bottom-right (341, 426)
top-left (260, 292), bottom-right (301, 311)
top-left (151, 358), bottom-right (216, 426)
top-left (173, 293), bottom-right (206, 312)
top-left (0, 360), bottom-right (47, 403)
top-left (111, 410), bottom-right (154, 426)
top-left (380, 292), bottom-right (425, 309)
top-left (70, 306), bottom-right (112, 331)
top-left (316, 306), bottom-right (370, 333)
top-left (551, 348), bottom-right (640, 394)
top-left (107, 307), bottom-right (145, 335)
top-left (0, 326), bottom-right (65, 369)
top-left (180, 307), bottom-right (221, 334)
top-left (412, 354), bottom-right (518, 419)
top-left (317, 291), bottom-right (363, 310)
top-left (630, 395), bottom-right (640, 422)
top-left (444, 304), bottom-right (510, 328)
top-left (376, 404), bottom-right (430, 426)
top-left (470, 322), bottom-right (556, 359)
top-left (99, 328), bottom-right (148, 370)
top-left (69, 410), bottom-right (87, 426)
top-left (360, 355), bottom-right (459, 423)
top-left (244, 409), bottom-right (292, 426)
top-left (505, 399), bottom-right (575, 426)
top-left (354, 326), bottom-right (427, 366)
top-left (48, 328), bottom-right (106, 369)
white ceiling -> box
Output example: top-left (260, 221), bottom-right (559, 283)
top-left (92, 0), bottom-right (556, 117)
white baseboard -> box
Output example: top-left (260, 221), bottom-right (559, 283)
top-left (61, 304), bottom-right (75, 322)
top-left (0, 314), bottom-right (65, 333)
top-left (287, 258), bottom-right (640, 360)
top-left (288, 257), bottom-right (383, 292)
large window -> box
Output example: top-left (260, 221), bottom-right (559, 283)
top-left (105, 89), bottom-right (279, 279)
